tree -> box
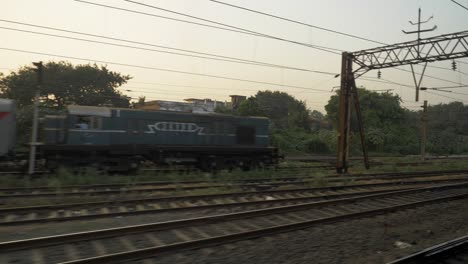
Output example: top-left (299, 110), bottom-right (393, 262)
top-left (237, 97), bottom-right (265, 116)
top-left (131, 96), bottom-right (146, 109)
top-left (324, 87), bottom-right (419, 153)
top-left (0, 61), bottom-right (131, 109)
top-left (310, 110), bottom-right (324, 121)
top-left (254, 90), bottom-right (310, 130)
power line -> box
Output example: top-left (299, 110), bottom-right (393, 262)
top-left (206, 0), bottom-right (467, 76)
top-left (128, 81), bottom-right (260, 92)
top-left (450, 0), bottom-right (468, 11)
top-left (424, 85), bottom-right (468, 90)
top-left (76, 0), bottom-right (341, 54)
top-left (424, 90), bottom-right (468, 103)
top-left (0, 24), bottom-right (336, 76)
top-left (121, 86), bottom-right (234, 97)
top-left (121, 0), bottom-right (343, 54)
top-left (392, 67), bottom-right (467, 86)
top-left (74, 1), bottom-right (263, 38)
top-left (78, 0), bottom-right (466, 80)
top-left (127, 81), bottom-right (332, 94)
top-left (0, 47), bottom-right (332, 92)
top-left (207, 0), bottom-right (386, 45)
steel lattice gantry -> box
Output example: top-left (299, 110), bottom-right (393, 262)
top-left (336, 30), bottom-right (468, 173)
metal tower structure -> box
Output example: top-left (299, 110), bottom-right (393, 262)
top-left (336, 30), bottom-right (468, 173)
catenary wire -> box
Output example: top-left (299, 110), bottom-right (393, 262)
top-left (450, 0), bottom-right (468, 11)
top-left (206, 0), bottom-right (467, 75)
top-left (75, 0), bottom-right (341, 54)
top-left (123, 0), bottom-right (343, 54)
top-left (78, 0), bottom-right (467, 82)
top-left (126, 81), bottom-right (333, 94)
top-left (0, 47), bottom-right (333, 92)
top-left (0, 25), bottom-right (336, 76)
top-left (424, 90), bottom-right (468, 103)
top-left (207, 0), bottom-right (386, 45)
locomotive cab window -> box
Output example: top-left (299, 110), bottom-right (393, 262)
top-left (236, 126), bottom-right (255, 145)
top-left (74, 116), bottom-right (101, 130)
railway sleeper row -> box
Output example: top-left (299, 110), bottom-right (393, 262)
top-left (1, 169), bottom-right (467, 196)
top-left (1, 183), bottom-right (468, 263)
top-left (2, 177), bottom-right (468, 225)
top-left (3, 177), bottom-right (468, 225)
top-left (1, 171), bottom-right (468, 201)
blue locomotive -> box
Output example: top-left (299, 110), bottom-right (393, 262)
top-left (38, 105), bottom-right (279, 171)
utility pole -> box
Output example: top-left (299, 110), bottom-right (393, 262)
top-left (28, 61), bottom-right (43, 175)
top-left (402, 8), bottom-right (437, 101)
top-left (336, 29), bottom-right (468, 173)
top-left (336, 52), bottom-right (369, 173)
top-left (420, 100), bottom-right (428, 161)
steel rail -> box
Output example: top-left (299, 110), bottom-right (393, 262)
top-left (0, 186), bottom-right (417, 226)
top-left (60, 192), bottom-right (468, 264)
top-left (1, 176), bottom-right (468, 208)
top-left (1, 170), bottom-right (467, 198)
top-left (387, 235), bottom-right (468, 263)
top-left (1, 183), bottom-right (468, 253)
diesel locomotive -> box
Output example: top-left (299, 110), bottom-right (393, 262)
top-left (0, 99), bottom-right (279, 171)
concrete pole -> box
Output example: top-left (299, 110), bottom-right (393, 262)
top-left (28, 61), bottom-right (43, 175)
top-left (420, 100), bottom-right (428, 161)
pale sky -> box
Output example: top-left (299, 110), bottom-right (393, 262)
top-left (1, 0), bottom-right (468, 112)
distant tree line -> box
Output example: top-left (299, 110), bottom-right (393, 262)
top-left (217, 88), bottom-right (468, 156)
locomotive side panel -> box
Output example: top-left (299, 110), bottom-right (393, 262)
top-left (42, 105), bottom-right (277, 171)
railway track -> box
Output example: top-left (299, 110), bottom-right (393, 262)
top-left (0, 183), bottom-right (426, 226)
top-left (2, 183), bottom-right (468, 263)
top-left (1, 169), bottom-right (467, 198)
top-left (2, 176), bottom-right (468, 226)
top-left (387, 235), bottom-right (468, 264)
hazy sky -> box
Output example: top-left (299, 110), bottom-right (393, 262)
top-left (1, 0), bottom-right (468, 112)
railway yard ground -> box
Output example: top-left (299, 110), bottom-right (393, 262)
top-left (1, 156), bottom-right (468, 264)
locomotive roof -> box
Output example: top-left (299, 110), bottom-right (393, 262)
top-left (0, 98), bottom-right (15, 111)
top-left (67, 105), bottom-right (269, 120)
top-left (68, 105), bottom-right (112, 117)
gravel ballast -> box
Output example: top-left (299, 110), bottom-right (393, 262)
top-left (141, 198), bottom-right (468, 264)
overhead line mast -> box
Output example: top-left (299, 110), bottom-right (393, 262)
top-left (337, 30), bottom-right (468, 173)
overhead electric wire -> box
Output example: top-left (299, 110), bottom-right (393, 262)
top-left (128, 81), bottom-right (260, 92)
top-left (122, 0), bottom-right (342, 54)
top-left (360, 77), bottom-right (414, 88)
top-left (392, 67), bottom-right (467, 86)
top-left (78, 0), bottom-right (466, 81)
top-left (424, 90), bottom-right (468, 103)
top-left (424, 85), bottom-right (468, 90)
top-left (0, 47), bottom-right (332, 92)
top-left (7, 2), bottom-right (464, 104)
top-left (75, 0), bottom-right (341, 54)
top-left (206, 0), bottom-right (468, 76)
top-left (450, 0), bottom-right (468, 11)
top-left (207, 0), bottom-right (386, 45)
top-left (74, 1), bottom-right (262, 37)
top-left (121, 86), bottom-right (234, 97)
top-left (0, 25), bottom-right (336, 76)
top-left (127, 81), bottom-right (332, 94)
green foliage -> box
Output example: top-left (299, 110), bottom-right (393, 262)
top-left (214, 104), bottom-right (235, 115)
top-left (270, 129), bottom-right (336, 154)
top-left (0, 61), bottom-right (131, 109)
top-left (237, 97), bottom-right (265, 116)
top-left (425, 102), bottom-right (468, 155)
top-left (255, 90), bottom-right (310, 130)
top-left (325, 88), bottom-right (421, 155)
